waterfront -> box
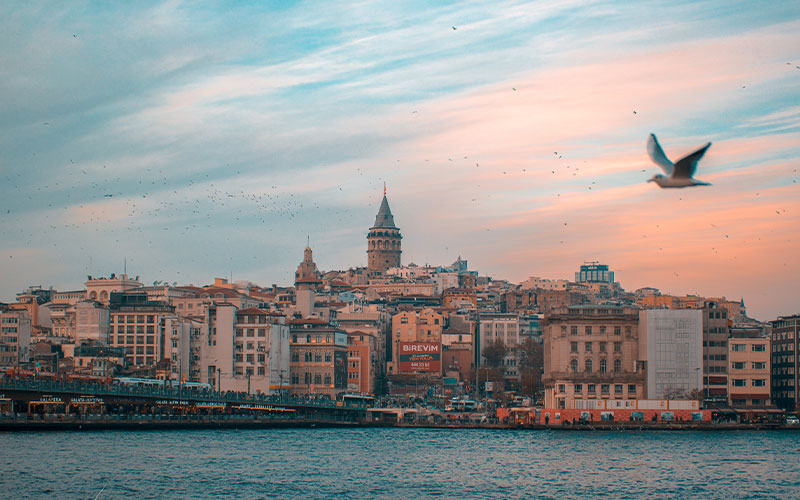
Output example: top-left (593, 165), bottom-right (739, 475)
top-left (2, 428), bottom-right (799, 499)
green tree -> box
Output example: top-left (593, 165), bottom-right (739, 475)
top-left (482, 339), bottom-right (507, 368)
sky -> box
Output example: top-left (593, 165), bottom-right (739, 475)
top-left (1, 1), bottom-right (799, 321)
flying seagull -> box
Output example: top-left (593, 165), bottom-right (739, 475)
top-left (646, 133), bottom-right (711, 188)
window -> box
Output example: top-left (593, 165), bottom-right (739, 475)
top-left (614, 359), bottom-right (621, 373)
top-left (731, 344), bottom-right (745, 352)
top-left (601, 384), bottom-right (610, 394)
top-left (752, 362), bottom-right (766, 370)
top-left (628, 384), bottom-right (636, 394)
top-left (571, 342), bottom-right (578, 352)
top-left (585, 359), bottom-right (592, 373)
top-left (752, 379), bottom-right (766, 387)
top-left (585, 326), bottom-right (592, 335)
top-left (246, 354), bottom-right (254, 363)
top-left (614, 384), bottom-right (623, 394)
top-left (732, 379), bottom-right (746, 387)
top-left (587, 384), bottom-right (596, 393)
top-left (258, 329), bottom-right (266, 337)
top-left (574, 384), bottom-right (583, 393)
top-left (585, 342), bottom-right (592, 352)
top-left (570, 359), bottom-right (578, 372)
top-left (625, 326), bottom-right (632, 336)
top-left (599, 342), bottom-right (607, 352)
top-left (599, 326), bottom-right (606, 335)
top-left (558, 384), bottom-right (565, 393)
top-left (324, 374), bottom-right (331, 384)
top-left (571, 326), bottom-right (578, 335)
top-left (614, 326), bottom-right (621, 336)
top-left (599, 359), bottom-right (607, 373)
top-left (732, 362), bottom-right (745, 370)
top-left (614, 342), bottom-right (621, 353)
top-left (314, 374), bottom-right (322, 384)
top-left (752, 344), bottom-right (766, 352)
top-left (235, 328), bottom-right (243, 337)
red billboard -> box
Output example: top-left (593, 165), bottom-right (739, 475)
top-left (398, 342), bottom-right (441, 373)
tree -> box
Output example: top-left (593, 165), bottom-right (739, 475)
top-left (482, 339), bottom-right (507, 368)
top-left (518, 338), bottom-right (544, 398)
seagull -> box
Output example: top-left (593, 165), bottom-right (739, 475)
top-left (646, 133), bottom-right (711, 188)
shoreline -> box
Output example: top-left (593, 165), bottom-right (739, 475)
top-left (2, 418), bottom-right (797, 432)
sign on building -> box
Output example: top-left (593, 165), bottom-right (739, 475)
top-left (398, 342), bottom-right (441, 372)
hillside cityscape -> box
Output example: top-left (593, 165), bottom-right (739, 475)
top-left (2, 192), bottom-right (797, 422)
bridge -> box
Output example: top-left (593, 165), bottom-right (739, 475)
top-left (0, 377), bottom-right (370, 428)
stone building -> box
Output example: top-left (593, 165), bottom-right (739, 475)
top-left (771, 314), bottom-right (800, 411)
top-left (367, 192), bottom-right (402, 273)
top-left (542, 305), bottom-right (644, 409)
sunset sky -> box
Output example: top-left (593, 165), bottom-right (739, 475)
top-left (1, 1), bottom-right (798, 320)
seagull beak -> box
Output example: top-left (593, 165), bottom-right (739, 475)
top-left (646, 178), bottom-right (654, 182)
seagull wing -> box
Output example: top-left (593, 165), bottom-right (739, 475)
top-left (673, 142), bottom-right (711, 178)
top-left (647, 134), bottom-right (673, 175)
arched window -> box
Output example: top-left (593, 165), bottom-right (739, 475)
top-left (614, 359), bottom-right (621, 372)
top-left (585, 359), bottom-right (592, 373)
top-left (89, 291), bottom-right (97, 300)
top-left (599, 359), bottom-right (607, 373)
top-left (570, 359), bottom-right (578, 372)
top-left (99, 290), bottom-right (108, 302)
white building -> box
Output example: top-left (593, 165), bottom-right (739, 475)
top-left (639, 309), bottom-right (703, 399)
top-left (200, 305), bottom-right (290, 394)
top-left (74, 301), bottom-right (110, 343)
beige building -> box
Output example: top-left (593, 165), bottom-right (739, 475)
top-left (639, 309), bottom-right (703, 399)
top-left (728, 331), bottom-right (771, 407)
top-left (388, 308), bottom-right (444, 375)
top-left (288, 319), bottom-right (348, 396)
top-left (85, 274), bottom-right (142, 304)
top-left (543, 305), bottom-right (644, 409)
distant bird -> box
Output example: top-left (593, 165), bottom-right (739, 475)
top-left (646, 133), bottom-right (711, 188)
top-left (633, 110), bottom-right (637, 114)
top-left (452, 26), bottom-right (457, 30)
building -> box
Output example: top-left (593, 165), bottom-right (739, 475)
top-left (289, 319), bottom-right (348, 397)
top-left (575, 262), bottom-right (615, 284)
top-left (85, 274), bottom-right (142, 304)
top-left (728, 330), bottom-right (771, 407)
top-left (107, 291), bottom-right (175, 370)
top-left (74, 301), bottom-right (110, 343)
top-left (639, 309), bottom-right (703, 399)
top-left (771, 314), bottom-right (800, 411)
top-left (388, 308), bottom-right (444, 376)
top-left (701, 303), bottom-right (730, 407)
top-left (0, 305), bottom-right (32, 368)
top-left (367, 191), bottom-right (402, 273)
top-left (347, 331), bottom-right (376, 394)
top-left (295, 245), bottom-right (322, 319)
top-left (477, 313), bottom-right (522, 388)
top-left (542, 305), bottom-right (643, 409)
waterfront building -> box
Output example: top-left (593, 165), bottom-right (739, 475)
top-left (639, 309), bottom-right (703, 399)
top-left (702, 303), bottom-right (731, 407)
top-left (542, 305), bottom-right (643, 409)
top-left (728, 330), bottom-right (771, 407)
top-left (45, 302), bottom-right (75, 340)
top-left (289, 318), bottom-right (348, 396)
top-left (338, 308), bottom-right (389, 394)
top-left (0, 305), bottom-right (32, 368)
top-left (441, 288), bottom-right (477, 309)
top-left (771, 314), bottom-right (800, 411)
top-left (367, 192), bottom-right (402, 274)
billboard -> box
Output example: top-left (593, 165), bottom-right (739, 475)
top-left (398, 342), bottom-right (441, 373)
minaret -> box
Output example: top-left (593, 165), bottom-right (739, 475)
top-left (295, 243), bottom-right (321, 318)
top-left (367, 185), bottom-right (402, 273)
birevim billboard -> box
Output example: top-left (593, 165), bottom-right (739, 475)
top-left (398, 342), bottom-right (441, 372)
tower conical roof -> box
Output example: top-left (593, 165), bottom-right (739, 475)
top-left (372, 195), bottom-right (397, 229)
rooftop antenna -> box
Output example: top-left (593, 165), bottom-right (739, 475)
top-left (124, 257), bottom-right (127, 276)
top-left (307, 235), bottom-right (310, 247)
